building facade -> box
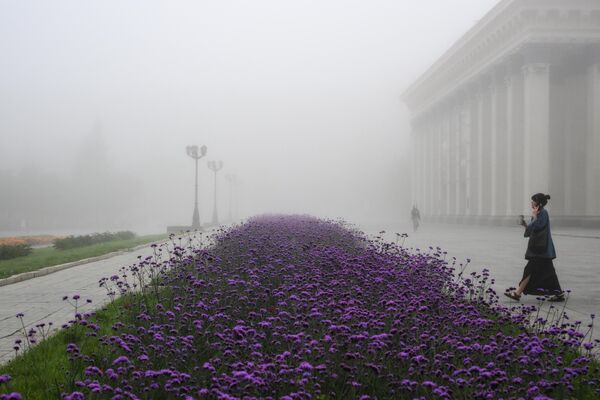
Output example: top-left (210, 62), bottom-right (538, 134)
top-left (403, 0), bottom-right (600, 226)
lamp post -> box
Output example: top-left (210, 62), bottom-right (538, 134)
top-left (208, 160), bottom-right (223, 226)
top-left (186, 145), bottom-right (207, 229)
top-left (225, 173), bottom-right (237, 222)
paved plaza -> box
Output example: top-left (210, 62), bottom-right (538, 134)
top-left (1, 222), bottom-right (598, 365)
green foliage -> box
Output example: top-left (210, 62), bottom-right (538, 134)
top-left (0, 297), bottom-right (128, 400)
top-left (0, 243), bottom-right (32, 260)
top-left (53, 231), bottom-right (136, 250)
top-left (0, 234), bottom-right (165, 280)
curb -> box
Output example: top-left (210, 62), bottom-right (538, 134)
top-left (0, 242), bottom-right (159, 288)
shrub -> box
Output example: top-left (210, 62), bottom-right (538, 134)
top-left (111, 231), bottom-right (136, 241)
top-left (53, 231), bottom-right (136, 250)
top-left (22, 235), bottom-right (62, 246)
top-left (0, 244), bottom-right (32, 260)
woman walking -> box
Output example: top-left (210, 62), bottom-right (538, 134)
top-left (505, 193), bottom-right (564, 302)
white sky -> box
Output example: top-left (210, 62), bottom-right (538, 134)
top-left (0, 0), bottom-right (500, 227)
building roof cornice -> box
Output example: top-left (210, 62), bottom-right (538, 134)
top-left (403, 0), bottom-right (600, 119)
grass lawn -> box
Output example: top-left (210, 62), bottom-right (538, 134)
top-left (0, 296), bottom-right (129, 399)
top-left (0, 234), bottom-right (166, 280)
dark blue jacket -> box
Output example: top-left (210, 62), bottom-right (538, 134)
top-left (524, 208), bottom-right (556, 260)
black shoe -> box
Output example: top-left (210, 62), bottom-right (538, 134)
top-left (504, 291), bottom-right (521, 301)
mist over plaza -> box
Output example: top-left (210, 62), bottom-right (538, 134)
top-left (0, 0), bottom-right (504, 233)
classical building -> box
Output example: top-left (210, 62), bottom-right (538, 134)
top-left (403, 0), bottom-right (600, 226)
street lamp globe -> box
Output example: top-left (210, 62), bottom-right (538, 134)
top-left (186, 145), bottom-right (198, 158)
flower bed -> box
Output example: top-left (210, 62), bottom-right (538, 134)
top-left (0, 235), bottom-right (63, 247)
top-left (1, 215), bottom-right (599, 399)
top-left (0, 238), bottom-right (26, 247)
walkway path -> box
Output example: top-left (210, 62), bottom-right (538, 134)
top-left (0, 245), bottom-right (156, 364)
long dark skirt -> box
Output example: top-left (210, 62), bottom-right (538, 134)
top-left (520, 258), bottom-right (562, 296)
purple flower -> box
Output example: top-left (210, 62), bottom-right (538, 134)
top-left (111, 356), bottom-right (129, 365)
top-left (84, 366), bottom-right (103, 376)
top-left (298, 361), bottom-right (313, 371)
top-left (0, 393), bottom-right (22, 400)
top-left (63, 392), bottom-right (84, 400)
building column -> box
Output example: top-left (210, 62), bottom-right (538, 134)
top-left (415, 126), bottom-right (421, 210)
top-left (490, 81), bottom-right (498, 216)
top-left (523, 63), bottom-right (551, 208)
top-left (420, 120), bottom-right (430, 215)
top-left (454, 103), bottom-right (462, 216)
top-left (417, 126), bottom-right (424, 210)
top-left (468, 89), bottom-right (481, 216)
top-left (422, 126), bottom-right (427, 210)
top-left (505, 75), bottom-right (514, 216)
top-left (427, 121), bottom-right (435, 215)
top-left (476, 88), bottom-right (485, 216)
top-left (448, 102), bottom-right (458, 216)
top-left (548, 66), bottom-right (568, 216)
top-left (430, 114), bottom-right (437, 216)
top-left (411, 125), bottom-right (419, 209)
top-left (494, 75), bottom-right (508, 217)
top-left (435, 112), bottom-right (443, 216)
top-left (421, 126), bottom-right (426, 209)
top-left (444, 109), bottom-right (451, 216)
top-left (480, 82), bottom-right (492, 216)
top-left (587, 61), bottom-right (600, 216)
top-left (563, 66), bottom-right (587, 215)
top-left (505, 70), bottom-right (524, 217)
top-left (463, 95), bottom-right (473, 216)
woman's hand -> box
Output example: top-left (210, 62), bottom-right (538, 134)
top-left (519, 215), bottom-right (527, 227)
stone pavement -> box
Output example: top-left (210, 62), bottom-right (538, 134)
top-left (0, 245), bottom-right (156, 365)
top-left (362, 220), bottom-right (600, 341)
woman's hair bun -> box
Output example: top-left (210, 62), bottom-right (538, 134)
top-left (531, 192), bottom-right (550, 206)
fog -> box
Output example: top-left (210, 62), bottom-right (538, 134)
top-left (0, 0), bottom-right (499, 233)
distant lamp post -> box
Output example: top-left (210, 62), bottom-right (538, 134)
top-left (208, 160), bottom-right (223, 226)
top-left (186, 145), bottom-right (207, 229)
top-left (225, 173), bottom-right (237, 222)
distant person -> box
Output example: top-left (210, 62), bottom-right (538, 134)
top-left (505, 193), bottom-right (564, 302)
top-left (411, 205), bottom-right (421, 232)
